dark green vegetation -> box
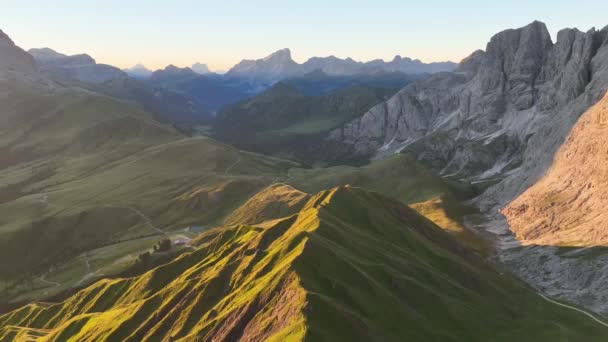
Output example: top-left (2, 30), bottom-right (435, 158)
top-left (0, 77), bottom-right (457, 310)
top-left (213, 83), bottom-right (392, 163)
top-left (137, 67), bottom-right (417, 125)
top-left (147, 68), bottom-right (258, 117)
top-left (1, 187), bottom-right (606, 341)
top-left (283, 69), bottom-right (419, 96)
top-left (2, 28), bottom-right (606, 342)
top-left (0, 85), bottom-right (298, 307)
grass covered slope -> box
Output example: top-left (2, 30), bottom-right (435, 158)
top-left (213, 83), bottom-right (392, 162)
top-left (224, 183), bottom-right (310, 226)
top-left (1, 187), bottom-right (606, 341)
top-left (286, 154), bottom-right (484, 251)
top-left (0, 86), bottom-right (298, 306)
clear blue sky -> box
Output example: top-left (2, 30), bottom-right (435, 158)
top-left (2, 0), bottom-right (607, 72)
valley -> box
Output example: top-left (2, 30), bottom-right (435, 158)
top-left (1, 12), bottom-right (608, 341)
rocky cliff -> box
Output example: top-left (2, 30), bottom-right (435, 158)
top-left (329, 21), bottom-right (608, 209)
top-left (502, 92), bottom-right (608, 246)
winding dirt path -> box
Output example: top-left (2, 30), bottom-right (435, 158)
top-left (538, 293), bottom-right (608, 328)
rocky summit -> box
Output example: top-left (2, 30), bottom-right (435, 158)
top-left (329, 21), bottom-right (608, 209)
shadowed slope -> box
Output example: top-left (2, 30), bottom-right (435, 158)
top-left (1, 187), bottom-right (606, 341)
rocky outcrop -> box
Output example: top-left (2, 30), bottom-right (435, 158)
top-left (329, 22), bottom-right (608, 208)
top-left (226, 48), bottom-right (300, 82)
top-left (502, 92), bottom-right (608, 246)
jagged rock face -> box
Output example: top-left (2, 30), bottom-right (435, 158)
top-left (329, 22), bottom-right (608, 208)
top-left (226, 48), bottom-right (300, 82)
top-left (501, 93), bottom-right (608, 246)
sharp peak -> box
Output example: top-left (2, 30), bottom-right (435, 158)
top-left (0, 29), bottom-right (11, 42)
top-left (392, 55), bottom-right (414, 62)
top-left (164, 64), bottom-right (192, 71)
top-left (273, 48), bottom-right (291, 54)
top-left (265, 48), bottom-right (293, 60)
top-left (486, 20), bottom-right (553, 50)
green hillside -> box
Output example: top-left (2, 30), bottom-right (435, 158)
top-left (0, 86), bottom-right (298, 307)
top-left (0, 83), bottom-right (472, 311)
top-left (1, 187), bottom-right (605, 341)
top-left (213, 83), bottom-right (392, 163)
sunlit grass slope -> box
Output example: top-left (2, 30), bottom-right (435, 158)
top-left (224, 183), bottom-right (310, 226)
top-left (0, 87), bottom-right (297, 306)
top-left (1, 187), bottom-right (606, 341)
top-left (286, 154), bottom-right (483, 250)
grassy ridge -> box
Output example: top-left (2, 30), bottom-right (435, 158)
top-left (0, 85), bottom-right (469, 309)
top-left (0, 87), bottom-right (298, 306)
top-left (1, 187), bottom-right (606, 341)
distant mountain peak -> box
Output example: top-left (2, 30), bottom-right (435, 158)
top-left (227, 48), bottom-right (457, 82)
top-left (263, 48), bottom-right (292, 62)
top-left (150, 64), bottom-right (198, 81)
top-left (164, 64), bottom-right (181, 71)
top-left (123, 63), bottom-right (153, 79)
top-left (28, 47), bottom-right (68, 60)
top-left (191, 62), bottom-right (210, 74)
top-left (227, 48), bottom-right (299, 81)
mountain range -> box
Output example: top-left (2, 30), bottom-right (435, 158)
top-left (226, 48), bottom-right (457, 83)
top-left (2, 19), bottom-right (608, 341)
top-left (27, 47), bottom-right (215, 124)
top-left (324, 20), bottom-right (608, 314)
top-left (123, 63), bottom-right (153, 79)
